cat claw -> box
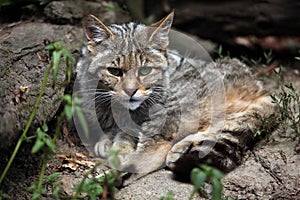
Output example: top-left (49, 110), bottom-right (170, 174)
top-left (94, 138), bottom-right (112, 158)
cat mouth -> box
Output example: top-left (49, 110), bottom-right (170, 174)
top-left (119, 97), bottom-right (145, 110)
top-left (129, 97), bottom-right (141, 102)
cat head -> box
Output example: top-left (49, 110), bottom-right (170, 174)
top-left (82, 12), bottom-right (174, 110)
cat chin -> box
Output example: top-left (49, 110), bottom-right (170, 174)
top-left (121, 100), bottom-right (144, 110)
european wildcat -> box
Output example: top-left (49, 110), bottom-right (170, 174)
top-left (76, 12), bottom-right (276, 173)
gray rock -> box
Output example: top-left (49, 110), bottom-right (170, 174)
top-left (0, 22), bottom-right (84, 149)
top-left (115, 169), bottom-right (204, 200)
top-left (44, 0), bottom-right (131, 25)
top-left (223, 138), bottom-right (300, 199)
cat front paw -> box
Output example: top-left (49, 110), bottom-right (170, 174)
top-left (166, 140), bottom-right (192, 169)
top-left (112, 140), bottom-right (135, 155)
top-left (94, 138), bottom-right (112, 158)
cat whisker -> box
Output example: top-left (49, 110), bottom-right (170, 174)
top-left (81, 93), bottom-right (112, 108)
top-left (75, 78), bottom-right (101, 83)
top-left (76, 89), bottom-right (109, 93)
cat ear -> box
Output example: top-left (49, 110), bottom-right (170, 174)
top-left (83, 14), bottom-right (115, 53)
top-left (147, 11), bottom-right (174, 50)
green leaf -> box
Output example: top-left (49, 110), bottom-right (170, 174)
top-left (160, 191), bottom-right (175, 200)
top-left (52, 50), bottom-right (62, 87)
top-left (61, 94), bottom-right (72, 104)
top-left (36, 127), bottom-right (44, 135)
top-left (52, 185), bottom-right (61, 198)
top-left (42, 123), bottom-right (48, 132)
top-left (27, 183), bottom-right (37, 192)
top-left (73, 178), bottom-right (103, 199)
top-left (44, 137), bottom-right (56, 152)
top-left (88, 184), bottom-right (103, 200)
top-left (46, 172), bottom-right (59, 183)
top-left (211, 177), bottom-right (223, 200)
top-left (191, 168), bottom-right (207, 191)
top-left (45, 43), bottom-right (55, 51)
top-left (32, 191), bottom-right (42, 200)
top-left (53, 42), bottom-right (62, 51)
top-left (32, 139), bottom-right (44, 153)
top-left (211, 169), bottom-right (225, 180)
top-left (75, 107), bottom-right (89, 136)
top-left (64, 104), bottom-right (73, 121)
top-left (73, 97), bottom-right (84, 105)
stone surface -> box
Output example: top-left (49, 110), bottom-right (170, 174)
top-left (115, 169), bottom-right (203, 200)
top-left (0, 22), bottom-right (84, 149)
top-left (223, 138), bottom-right (300, 199)
top-left (44, 0), bottom-right (131, 25)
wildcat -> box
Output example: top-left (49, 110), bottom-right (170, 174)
top-left (76, 12), bottom-right (276, 173)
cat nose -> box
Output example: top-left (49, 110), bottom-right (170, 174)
top-left (124, 88), bottom-right (137, 97)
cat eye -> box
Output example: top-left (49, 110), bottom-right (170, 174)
top-left (107, 67), bottom-right (123, 77)
top-left (138, 66), bottom-right (152, 76)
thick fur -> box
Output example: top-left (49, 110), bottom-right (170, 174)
top-left (77, 13), bottom-right (276, 173)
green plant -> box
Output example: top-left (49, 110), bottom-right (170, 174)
top-left (45, 41), bottom-right (73, 87)
top-left (271, 83), bottom-right (300, 137)
top-left (254, 113), bottom-right (277, 138)
top-left (160, 191), bottom-right (175, 200)
top-left (25, 42), bottom-right (75, 199)
top-left (0, 50), bottom-right (54, 185)
top-left (215, 45), bottom-right (231, 59)
top-left (72, 148), bottom-right (125, 200)
top-left (72, 162), bottom-right (103, 200)
top-left (0, 41), bottom-right (81, 200)
top-left (240, 49), bottom-right (274, 68)
top-left (104, 2), bottom-right (119, 12)
top-left (27, 172), bottom-right (62, 200)
top-left (190, 165), bottom-right (224, 200)
top-left (0, 190), bottom-right (10, 199)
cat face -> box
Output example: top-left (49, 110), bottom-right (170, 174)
top-left (83, 12), bottom-right (174, 110)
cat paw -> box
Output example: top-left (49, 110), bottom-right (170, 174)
top-left (112, 140), bottom-right (135, 155)
top-left (166, 140), bottom-right (192, 169)
top-left (94, 139), bottom-right (112, 158)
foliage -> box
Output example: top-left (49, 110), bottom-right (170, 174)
top-left (31, 124), bottom-right (56, 154)
top-left (45, 41), bottom-right (74, 87)
top-left (0, 41), bottom-right (76, 199)
top-left (27, 172), bottom-right (62, 200)
top-left (72, 148), bottom-right (125, 200)
top-left (271, 83), bottom-right (300, 137)
top-left (60, 94), bottom-right (88, 136)
top-left (190, 165), bottom-right (225, 200)
top-left (240, 49), bottom-right (273, 67)
top-left (160, 191), bottom-right (175, 200)
top-left (254, 113), bottom-right (277, 138)
top-left (73, 177), bottom-right (103, 200)
top-left (215, 45), bottom-right (231, 59)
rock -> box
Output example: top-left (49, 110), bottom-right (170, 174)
top-left (44, 0), bottom-right (131, 25)
top-left (0, 22), bottom-right (84, 149)
top-left (115, 169), bottom-right (204, 200)
top-left (223, 138), bottom-right (300, 199)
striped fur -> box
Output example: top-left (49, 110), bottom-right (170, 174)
top-left (77, 12), bottom-right (277, 173)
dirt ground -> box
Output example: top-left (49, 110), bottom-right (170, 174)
top-left (0, 1), bottom-right (300, 199)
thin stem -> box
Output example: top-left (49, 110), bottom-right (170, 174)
top-left (54, 114), bottom-right (64, 142)
top-left (0, 66), bottom-right (52, 185)
top-left (34, 112), bottom-right (65, 198)
top-left (189, 190), bottom-right (196, 200)
top-left (72, 161), bottom-right (102, 200)
top-left (37, 155), bottom-right (48, 193)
